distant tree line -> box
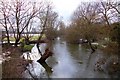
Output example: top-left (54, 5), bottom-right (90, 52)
top-left (63, 1), bottom-right (120, 53)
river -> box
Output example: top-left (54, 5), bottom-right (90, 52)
top-left (22, 37), bottom-right (110, 78)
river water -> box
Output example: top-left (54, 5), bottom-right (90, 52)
top-left (22, 37), bottom-right (109, 78)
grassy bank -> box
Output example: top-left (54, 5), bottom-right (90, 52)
top-left (3, 34), bottom-right (46, 42)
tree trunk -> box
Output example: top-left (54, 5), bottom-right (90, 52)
top-left (104, 13), bottom-right (111, 27)
top-left (6, 35), bottom-right (10, 44)
top-left (37, 48), bottom-right (53, 62)
top-left (25, 37), bottom-right (30, 45)
top-left (37, 48), bottom-right (53, 73)
top-left (15, 39), bottom-right (19, 47)
top-left (87, 39), bottom-right (95, 53)
top-left (5, 27), bottom-right (10, 44)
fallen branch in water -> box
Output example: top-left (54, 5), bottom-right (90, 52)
top-left (37, 48), bottom-right (53, 74)
top-left (38, 48), bottom-right (53, 62)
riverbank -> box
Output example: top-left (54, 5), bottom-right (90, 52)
top-left (1, 39), bottom-right (120, 78)
top-left (2, 45), bottom-right (32, 78)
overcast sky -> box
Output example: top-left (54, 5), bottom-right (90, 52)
top-left (49, 0), bottom-right (106, 24)
top-left (51, 0), bottom-right (82, 23)
top-left (3, 0), bottom-right (116, 25)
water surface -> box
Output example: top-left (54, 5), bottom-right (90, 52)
top-left (23, 38), bottom-right (109, 78)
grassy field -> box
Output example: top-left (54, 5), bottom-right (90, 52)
top-left (3, 34), bottom-right (46, 41)
top-left (3, 37), bottom-right (15, 41)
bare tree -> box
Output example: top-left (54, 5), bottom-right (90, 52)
top-left (45, 10), bottom-right (59, 40)
top-left (109, 1), bottom-right (120, 14)
top-left (0, 1), bottom-right (10, 44)
top-left (98, 1), bottom-right (118, 27)
top-left (108, 1), bottom-right (120, 22)
top-left (71, 2), bottom-right (100, 52)
top-left (58, 20), bottom-right (66, 36)
top-left (23, 19), bottom-right (35, 44)
top-left (36, 4), bottom-right (50, 56)
top-left (34, 4), bottom-right (54, 73)
top-left (6, 0), bottom-right (41, 46)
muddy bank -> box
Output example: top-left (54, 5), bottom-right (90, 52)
top-left (2, 58), bottom-right (32, 78)
top-left (2, 45), bottom-right (32, 78)
top-left (2, 45), bottom-right (22, 58)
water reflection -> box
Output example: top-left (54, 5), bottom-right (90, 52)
top-left (66, 43), bottom-right (109, 78)
top-left (23, 37), bottom-right (109, 78)
top-left (51, 40), bottom-right (79, 78)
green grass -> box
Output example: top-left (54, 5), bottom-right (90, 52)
top-left (29, 36), bottom-right (39, 41)
top-left (23, 45), bottom-right (34, 51)
top-left (3, 37), bottom-right (15, 41)
top-left (3, 37), bottom-right (25, 42)
top-left (42, 34), bottom-right (46, 39)
top-left (3, 34), bottom-right (46, 42)
top-left (19, 38), bottom-right (25, 42)
top-left (30, 34), bottom-right (46, 41)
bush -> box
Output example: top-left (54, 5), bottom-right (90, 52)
top-left (23, 45), bottom-right (34, 51)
